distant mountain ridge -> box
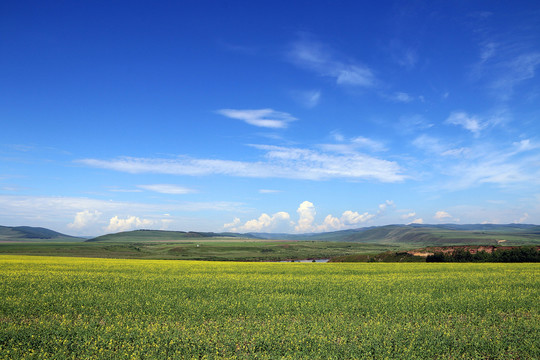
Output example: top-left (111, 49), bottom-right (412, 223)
top-left (0, 225), bottom-right (84, 242)
top-left (2, 223), bottom-right (539, 246)
top-left (249, 223), bottom-right (540, 245)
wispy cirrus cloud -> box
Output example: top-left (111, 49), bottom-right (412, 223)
top-left (490, 52), bottom-right (540, 99)
top-left (78, 144), bottom-right (406, 182)
top-left (386, 91), bottom-right (416, 103)
top-left (445, 111), bottom-right (486, 136)
top-left (291, 89), bottom-right (321, 108)
top-left (138, 184), bottom-right (196, 194)
top-left (287, 35), bottom-right (376, 88)
top-left (414, 134), bottom-right (540, 191)
top-left (216, 108), bottom-right (297, 129)
top-left (320, 135), bottom-right (387, 153)
top-left (259, 189), bottom-right (282, 194)
top-left (471, 14), bottom-right (540, 101)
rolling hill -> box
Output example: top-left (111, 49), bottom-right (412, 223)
top-left (2, 223), bottom-right (539, 247)
top-left (86, 229), bottom-right (257, 242)
top-left (0, 226), bottom-right (84, 242)
top-left (250, 224), bottom-right (540, 246)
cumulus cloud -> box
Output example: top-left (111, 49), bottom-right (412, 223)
top-left (138, 184), bottom-right (196, 194)
top-left (68, 210), bottom-right (102, 229)
top-left (515, 213), bottom-right (529, 223)
top-left (105, 216), bottom-right (155, 233)
top-left (296, 200), bottom-right (392, 232)
top-left (409, 218), bottom-right (424, 224)
top-left (295, 201), bottom-right (317, 232)
top-left (79, 143), bottom-right (405, 183)
top-left (434, 211), bottom-right (452, 220)
top-left (288, 36), bottom-right (376, 88)
top-left (216, 108), bottom-right (297, 129)
top-left (224, 212), bottom-right (293, 232)
top-left (228, 200), bottom-right (393, 234)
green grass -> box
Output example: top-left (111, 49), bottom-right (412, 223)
top-left (0, 256), bottom-right (538, 359)
top-left (0, 240), bottom-right (400, 261)
top-left (86, 229), bottom-right (250, 242)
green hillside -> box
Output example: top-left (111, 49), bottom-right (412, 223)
top-left (253, 224), bottom-right (540, 246)
top-left (0, 225), bottom-right (84, 242)
top-left (87, 229), bottom-right (256, 242)
top-left (85, 224), bottom-right (540, 246)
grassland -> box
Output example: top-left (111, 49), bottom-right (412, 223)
top-left (0, 240), bottom-right (399, 261)
top-left (1, 255), bottom-right (538, 359)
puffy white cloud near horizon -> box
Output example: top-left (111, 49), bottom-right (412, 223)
top-left (106, 216), bottom-right (155, 232)
top-left (227, 200), bottom-right (393, 234)
top-left (434, 211), bottom-right (452, 220)
top-left (68, 210), bottom-right (102, 229)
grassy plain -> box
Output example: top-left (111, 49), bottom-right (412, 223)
top-left (1, 255), bottom-right (538, 359)
top-left (0, 240), bottom-right (400, 261)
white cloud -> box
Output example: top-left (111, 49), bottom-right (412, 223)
top-left (0, 194), bottom-right (245, 235)
top-left (321, 136), bottom-right (386, 153)
top-left (68, 210), bottom-right (102, 229)
top-left (441, 148), bottom-right (469, 157)
top-left (480, 42), bottom-right (497, 63)
top-left (295, 201), bottom-right (316, 232)
top-left (378, 200), bottom-right (395, 211)
top-left (515, 213), bottom-right (529, 224)
top-left (224, 217), bottom-right (241, 229)
top-left (398, 114), bottom-right (433, 134)
top-left (513, 139), bottom-right (538, 152)
top-left (288, 36), bottom-right (376, 88)
top-left (445, 112), bottom-right (485, 135)
top-left (441, 151), bottom-right (540, 190)
top-left (341, 210), bottom-right (375, 225)
top-left (409, 218), bottom-right (424, 224)
top-left (224, 212), bottom-right (293, 232)
top-left (401, 212), bottom-right (416, 220)
top-left (138, 184), bottom-right (196, 194)
top-left (412, 135), bottom-right (447, 154)
top-left (79, 144), bottom-right (405, 183)
top-left (388, 92), bottom-right (415, 103)
top-left (292, 89), bottom-right (321, 108)
top-left (434, 211), bottom-right (452, 220)
top-left (490, 53), bottom-right (540, 99)
top-left (259, 189), bottom-right (282, 194)
top-left (105, 216), bottom-right (155, 233)
top-left (336, 65), bottom-right (375, 87)
top-left (216, 108), bottom-right (297, 129)
top-left (291, 200), bottom-right (391, 233)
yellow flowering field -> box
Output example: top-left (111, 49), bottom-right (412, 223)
top-left (0, 255), bottom-right (538, 359)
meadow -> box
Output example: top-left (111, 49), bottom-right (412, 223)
top-left (0, 255), bottom-right (538, 359)
top-left (0, 240), bottom-right (400, 261)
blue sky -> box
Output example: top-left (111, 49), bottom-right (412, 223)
top-left (1, 1), bottom-right (540, 236)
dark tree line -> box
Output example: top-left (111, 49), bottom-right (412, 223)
top-left (426, 247), bottom-right (539, 262)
